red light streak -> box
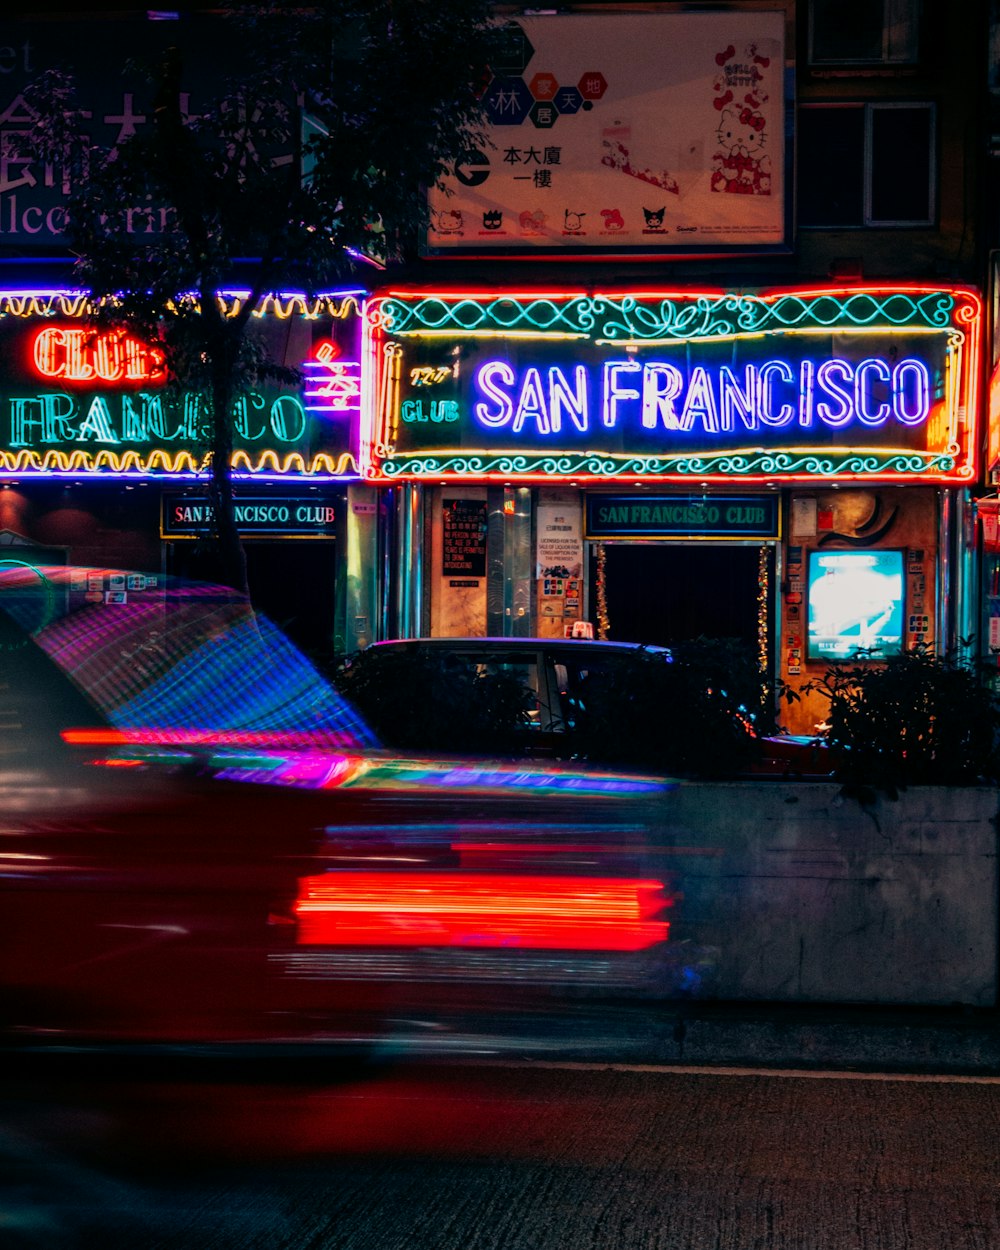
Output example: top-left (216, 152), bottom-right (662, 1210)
top-left (294, 872), bottom-right (670, 950)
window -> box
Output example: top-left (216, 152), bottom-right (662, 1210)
top-left (810, 0), bottom-right (921, 66)
top-left (798, 102), bottom-right (935, 227)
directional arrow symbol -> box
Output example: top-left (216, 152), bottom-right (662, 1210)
top-left (455, 151), bottom-right (491, 187)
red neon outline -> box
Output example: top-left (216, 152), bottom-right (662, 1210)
top-left (362, 284), bottom-right (982, 486)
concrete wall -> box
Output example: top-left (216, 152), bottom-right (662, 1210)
top-left (653, 783), bottom-right (1000, 1007)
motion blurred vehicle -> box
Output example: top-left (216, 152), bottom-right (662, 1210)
top-left (0, 565), bottom-right (679, 1053)
top-left (338, 636), bottom-right (831, 777)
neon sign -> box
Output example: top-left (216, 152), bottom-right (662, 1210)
top-left (0, 290), bottom-right (364, 479)
top-left (472, 357), bottom-right (931, 435)
top-left (32, 326), bottom-right (166, 385)
top-left (362, 286), bottom-right (981, 484)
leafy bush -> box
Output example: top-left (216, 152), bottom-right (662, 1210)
top-left (331, 647), bottom-right (535, 755)
top-left (800, 645), bottom-right (1000, 791)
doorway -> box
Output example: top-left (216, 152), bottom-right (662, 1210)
top-left (593, 543), bottom-right (765, 649)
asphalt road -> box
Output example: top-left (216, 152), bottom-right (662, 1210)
top-left (5, 1057), bottom-right (1000, 1250)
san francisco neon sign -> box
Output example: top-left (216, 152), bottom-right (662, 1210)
top-left (362, 286), bottom-right (981, 483)
top-left (472, 357), bottom-right (931, 436)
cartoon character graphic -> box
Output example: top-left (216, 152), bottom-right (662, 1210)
top-left (711, 42), bottom-right (772, 196)
top-left (600, 126), bottom-right (679, 195)
top-left (711, 106), bottom-right (770, 195)
top-left (600, 208), bottom-right (625, 231)
top-left (519, 209), bottom-right (547, 231)
top-left (433, 209), bottom-right (464, 233)
top-left (642, 207), bottom-right (666, 229)
top-left (563, 210), bottom-right (586, 232)
top-left (482, 210), bottom-right (503, 230)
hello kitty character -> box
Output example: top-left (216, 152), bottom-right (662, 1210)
top-left (711, 107), bottom-right (770, 195)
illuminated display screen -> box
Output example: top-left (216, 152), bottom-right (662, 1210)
top-left (0, 291), bottom-right (363, 479)
top-left (806, 549), bottom-right (905, 662)
top-left (362, 287), bottom-right (981, 484)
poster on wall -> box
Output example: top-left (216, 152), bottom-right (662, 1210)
top-left (427, 11), bottom-right (786, 255)
top-left (442, 499), bottom-right (488, 576)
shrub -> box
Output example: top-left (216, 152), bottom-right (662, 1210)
top-left (800, 645), bottom-right (1000, 791)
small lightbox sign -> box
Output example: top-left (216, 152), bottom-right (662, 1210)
top-left (806, 549), bottom-right (905, 662)
top-left (162, 493), bottom-right (338, 539)
top-left (586, 493), bottom-right (779, 538)
top-left (363, 286), bottom-right (981, 485)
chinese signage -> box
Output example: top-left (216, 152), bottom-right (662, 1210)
top-left (586, 494), bottom-right (779, 538)
top-left (162, 492), bottom-right (339, 538)
top-left (442, 498), bottom-right (487, 576)
top-left (363, 287), bottom-right (981, 485)
top-left (427, 11), bottom-right (786, 255)
top-left (0, 291), bottom-right (361, 478)
top-left (0, 15), bottom-right (237, 250)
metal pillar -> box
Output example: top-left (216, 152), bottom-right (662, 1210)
top-left (393, 482), bottom-right (424, 639)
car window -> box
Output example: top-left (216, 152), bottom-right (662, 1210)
top-left (448, 651), bottom-right (557, 731)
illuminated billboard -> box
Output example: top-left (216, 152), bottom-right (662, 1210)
top-left (426, 11), bottom-right (787, 255)
top-left (0, 290), bottom-right (362, 479)
top-left (806, 549), bottom-right (906, 662)
top-left (362, 286), bottom-right (981, 485)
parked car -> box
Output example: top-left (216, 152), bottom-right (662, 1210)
top-left (336, 636), bottom-right (673, 755)
top-left (335, 636), bottom-right (832, 777)
top-left (0, 567), bottom-right (678, 1052)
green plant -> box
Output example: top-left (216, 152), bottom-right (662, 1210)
top-left (800, 645), bottom-right (1000, 792)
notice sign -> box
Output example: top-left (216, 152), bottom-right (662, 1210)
top-left (537, 498), bottom-right (583, 579)
top-left (162, 493), bottom-right (339, 538)
top-left (586, 494), bottom-right (779, 538)
top-left (442, 499), bottom-right (488, 575)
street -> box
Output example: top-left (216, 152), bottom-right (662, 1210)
top-left (5, 1055), bottom-right (1000, 1249)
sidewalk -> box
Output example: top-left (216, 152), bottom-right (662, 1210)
top-left (630, 1001), bottom-right (1000, 1074)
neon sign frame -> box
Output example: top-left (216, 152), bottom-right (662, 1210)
top-left (361, 285), bottom-right (981, 484)
top-left (0, 288), bottom-right (365, 481)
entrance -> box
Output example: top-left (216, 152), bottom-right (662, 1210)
top-left (593, 543), bottom-right (764, 649)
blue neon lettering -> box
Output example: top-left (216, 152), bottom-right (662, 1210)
top-left (512, 367), bottom-right (550, 435)
top-left (719, 366), bottom-right (758, 432)
top-left (475, 361), bottom-right (515, 427)
top-left (893, 360), bottom-right (930, 426)
top-left (815, 359), bottom-right (854, 427)
top-left (854, 358), bottom-right (892, 427)
top-left (681, 365), bottom-right (720, 432)
top-left (603, 360), bottom-right (641, 429)
top-left (757, 361), bottom-right (795, 428)
top-left (548, 365), bottom-right (589, 433)
top-left (469, 356), bottom-right (932, 438)
top-left (641, 363), bottom-right (684, 430)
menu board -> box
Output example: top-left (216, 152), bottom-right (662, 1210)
top-left (442, 499), bottom-right (488, 577)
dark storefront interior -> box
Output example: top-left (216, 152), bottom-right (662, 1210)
top-left (594, 543), bottom-right (763, 650)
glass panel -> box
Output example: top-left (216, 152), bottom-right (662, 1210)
top-left (798, 107), bottom-right (865, 227)
top-left (811, 0), bottom-right (885, 62)
top-left (869, 106), bottom-right (933, 223)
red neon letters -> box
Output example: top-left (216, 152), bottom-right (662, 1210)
top-left (32, 326), bottom-right (167, 385)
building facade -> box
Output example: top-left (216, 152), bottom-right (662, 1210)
top-left (0, 2), bottom-right (989, 735)
top-left (362, 1), bottom-right (987, 735)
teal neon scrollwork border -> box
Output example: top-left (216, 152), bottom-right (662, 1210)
top-left (375, 291), bottom-right (961, 343)
top-left (380, 449), bottom-right (962, 479)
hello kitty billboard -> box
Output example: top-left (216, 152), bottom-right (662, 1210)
top-left (426, 11), bottom-right (786, 255)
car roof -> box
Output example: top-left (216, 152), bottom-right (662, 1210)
top-left (369, 637), bottom-right (670, 656)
